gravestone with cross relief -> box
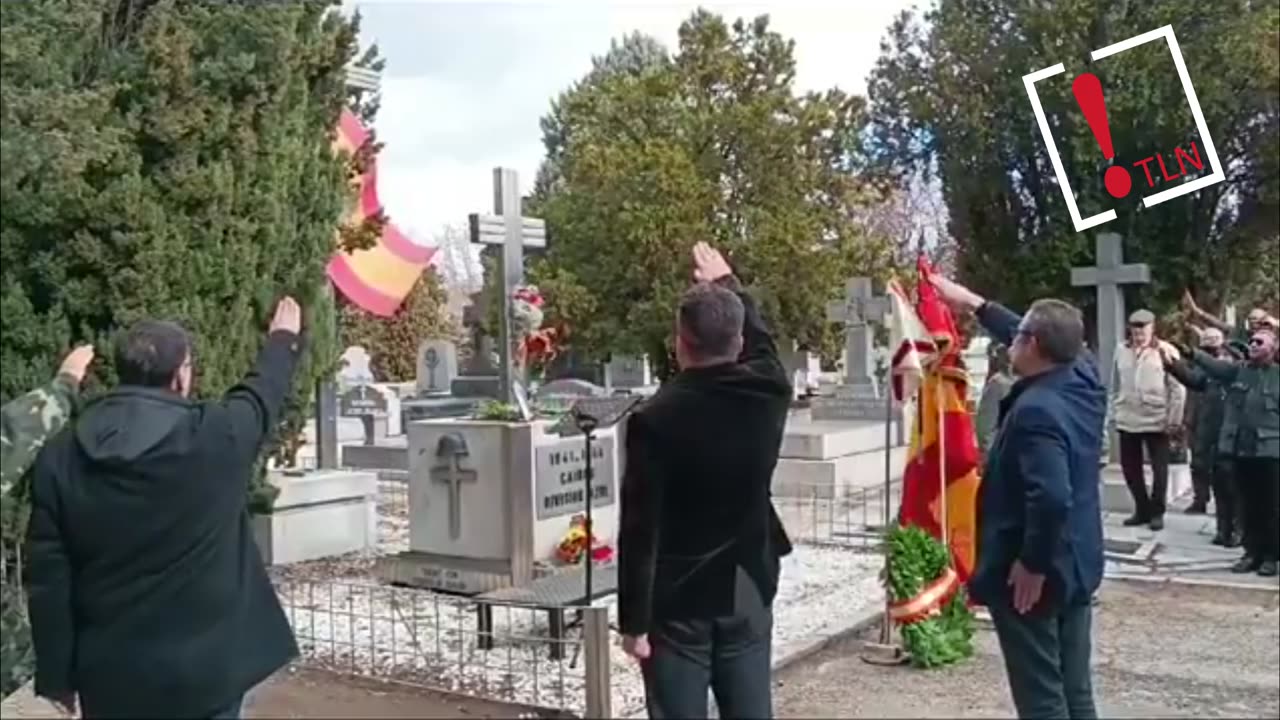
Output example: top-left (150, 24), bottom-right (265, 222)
top-left (812, 278), bottom-right (893, 422)
top-left (1071, 232), bottom-right (1150, 393)
top-left (417, 338), bottom-right (459, 395)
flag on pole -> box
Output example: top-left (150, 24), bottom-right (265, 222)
top-left (886, 278), bottom-right (935, 404)
top-left (897, 257), bottom-right (982, 583)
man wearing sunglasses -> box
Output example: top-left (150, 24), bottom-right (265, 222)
top-left (1109, 310), bottom-right (1186, 532)
top-left (1168, 328), bottom-right (1280, 577)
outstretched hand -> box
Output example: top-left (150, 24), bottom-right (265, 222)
top-left (269, 296), bottom-right (302, 336)
top-left (58, 345), bottom-right (95, 385)
top-left (925, 271), bottom-right (985, 312)
top-left (692, 242), bottom-right (732, 283)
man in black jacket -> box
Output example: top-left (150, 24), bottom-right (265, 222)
top-left (618, 242), bottom-right (793, 719)
top-left (26, 297), bottom-right (304, 719)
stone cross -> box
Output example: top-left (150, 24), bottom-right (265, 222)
top-left (424, 347), bottom-right (440, 388)
top-left (826, 277), bottom-right (892, 396)
top-left (1070, 233), bottom-right (1150, 389)
top-left (431, 453), bottom-right (478, 541)
top-left (468, 168), bottom-right (547, 406)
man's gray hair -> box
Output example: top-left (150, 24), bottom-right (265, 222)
top-left (678, 282), bottom-right (744, 360)
top-left (1024, 299), bottom-right (1085, 364)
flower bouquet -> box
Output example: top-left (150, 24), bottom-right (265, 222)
top-left (555, 514), bottom-right (614, 565)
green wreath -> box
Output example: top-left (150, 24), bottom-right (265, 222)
top-left (886, 524), bottom-right (976, 669)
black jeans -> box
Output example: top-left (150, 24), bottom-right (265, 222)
top-left (640, 571), bottom-right (772, 719)
top-left (1236, 457), bottom-right (1280, 562)
top-left (1210, 457), bottom-right (1244, 540)
top-left (989, 599), bottom-right (1097, 720)
top-left (1118, 431), bottom-right (1171, 519)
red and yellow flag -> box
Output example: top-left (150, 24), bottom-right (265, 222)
top-left (327, 109), bottom-right (436, 317)
top-left (897, 257), bottom-right (981, 583)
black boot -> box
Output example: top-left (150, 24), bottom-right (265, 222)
top-left (1258, 561), bottom-right (1279, 578)
top-left (1211, 534), bottom-right (1227, 546)
top-left (1148, 516), bottom-right (1165, 531)
top-left (1185, 501), bottom-right (1207, 515)
top-left (1228, 531), bottom-right (1243, 549)
top-left (1122, 514), bottom-right (1147, 527)
top-left (1232, 555), bottom-right (1261, 574)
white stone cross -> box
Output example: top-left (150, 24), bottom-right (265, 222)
top-left (826, 277), bottom-right (892, 394)
top-left (468, 168), bottom-right (547, 407)
top-left (1070, 232), bottom-right (1150, 389)
top-left (431, 454), bottom-right (478, 541)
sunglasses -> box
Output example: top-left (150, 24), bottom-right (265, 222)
top-left (1249, 337), bottom-right (1268, 347)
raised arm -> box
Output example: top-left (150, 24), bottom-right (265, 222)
top-left (219, 298), bottom-right (303, 470)
top-left (693, 242), bottom-right (788, 394)
top-left (618, 413), bottom-right (664, 641)
top-left (1182, 291), bottom-right (1232, 333)
top-left (1164, 356), bottom-right (1210, 393)
top-left (1186, 348), bottom-right (1240, 383)
top-left (0, 345), bottom-right (93, 494)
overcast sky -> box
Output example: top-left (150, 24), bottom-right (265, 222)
top-left (343, 0), bottom-right (925, 245)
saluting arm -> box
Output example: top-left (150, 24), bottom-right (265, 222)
top-left (0, 375), bottom-right (77, 493)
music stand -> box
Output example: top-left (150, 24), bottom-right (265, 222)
top-left (547, 395), bottom-right (643, 607)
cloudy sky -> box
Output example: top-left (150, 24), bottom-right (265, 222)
top-left (344, 0), bottom-right (925, 246)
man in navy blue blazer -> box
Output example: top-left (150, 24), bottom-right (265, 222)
top-left (928, 272), bottom-right (1106, 720)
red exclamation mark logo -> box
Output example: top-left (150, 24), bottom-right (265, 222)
top-left (1072, 73), bottom-right (1130, 198)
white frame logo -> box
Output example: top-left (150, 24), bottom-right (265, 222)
top-left (1022, 25), bottom-right (1225, 233)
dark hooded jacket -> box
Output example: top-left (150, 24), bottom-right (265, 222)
top-left (25, 331), bottom-right (301, 718)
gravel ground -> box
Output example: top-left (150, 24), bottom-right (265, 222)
top-left (774, 580), bottom-right (1280, 718)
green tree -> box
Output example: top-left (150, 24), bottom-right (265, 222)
top-left (868, 0), bottom-right (1279, 321)
top-left (528, 12), bottom-right (892, 377)
top-left (0, 0), bottom-right (368, 694)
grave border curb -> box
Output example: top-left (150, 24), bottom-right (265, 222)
top-left (771, 605), bottom-right (886, 673)
top-left (1103, 572), bottom-right (1279, 598)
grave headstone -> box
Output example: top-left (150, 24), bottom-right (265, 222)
top-left (814, 278), bottom-right (892, 422)
top-left (339, 383), bottom-right (394, 445)
top-left (380, 417), bottom-right (623, 594)
top-left (604, 354), bottom-right (652, 390)
top-left (338, 346), bottom-right (374, 387)
top-left (1070, 232), bottom-right (1150, 390)
top-left (417, 339), bottom-right (459, 395)
top-left (535, 378), bottom-right (608, 414)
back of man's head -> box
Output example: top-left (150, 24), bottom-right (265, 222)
top-left (676, 282), bottom-right (744, 367)
top-left (1024, 299), bottom-right (1085, 365)
top-left (115, 320), bottom-right (191, 388)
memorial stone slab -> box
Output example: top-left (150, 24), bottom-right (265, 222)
top-left (605, 354), bottom-right (652, 389)
top-left (825, 277), bottom-right (892, 396)
top-left (534, 435), bottom-right (617, 520)
top-left (337, 346), bottom-right (374, 388)
top-left (417, 339), bottom-right (459, 395)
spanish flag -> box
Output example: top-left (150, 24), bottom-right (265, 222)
top-left (327, 109), bottom-right (436, 317)
top-left (897, 257), bottom-right (981, 583)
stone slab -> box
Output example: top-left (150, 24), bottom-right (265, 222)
top-left (342, 442), bottom-right (409, 471)
top-left (780, 419), bottom-right (897, 461)
top-left (773, 446), bottom-right (909, 500)
top-left (254, 469), bottom-right (378, 565)
top-left (376, 551), bottom-right (514, 595)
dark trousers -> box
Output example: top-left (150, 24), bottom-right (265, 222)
top-left (1236, 457), bottom-right (1280, 562)
top-left (1190, 463), bottom-right (1211, 506)
top-left (989, 600), bottom-right (1097, 720)
top-left (1118, 431), bottom-right (1171, 519)
top-left (641, 572), bottom-right (773, 719)
top-left (1208, 457), bottom-right (1244, 540)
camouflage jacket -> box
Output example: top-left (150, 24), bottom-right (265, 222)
top-left (0, 375), bottom-right (78, 496)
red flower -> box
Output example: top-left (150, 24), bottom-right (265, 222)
top-left (513, 287), bottom-right (544, 308)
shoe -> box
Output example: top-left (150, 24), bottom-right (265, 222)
top-left (1231, 556), bottom-right (1261, 574)
top-left (1185, 502), bottom-right (1207, 515)
top-left (1122, 514), bottom-right (1148, 527)
top-left (1258, 561), bottom-right (1279, 578)
top-left (1148, 516), bottom-right (1165, 531)
top-left (1211, 534), bottom-right (1227, 546)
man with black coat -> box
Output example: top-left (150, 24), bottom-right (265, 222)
top-left (25, 297), bottom-right (305, 719)
top-left (618, 242), bottom-right (793, 719)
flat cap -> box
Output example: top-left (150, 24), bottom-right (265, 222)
top-left (1129, 309), bottom-right (1155, 325)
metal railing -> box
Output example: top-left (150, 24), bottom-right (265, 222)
top-left (273, 578), bottom-right (611, 717)
top-left (773, 479), bottom-right (902, 550)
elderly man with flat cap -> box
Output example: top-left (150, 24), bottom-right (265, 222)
top-left (1108, 309), bottom-right (1186, 531)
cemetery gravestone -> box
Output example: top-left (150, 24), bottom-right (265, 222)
top-left (535, 378), bottom-right (607, 414)
top-left (339, 383), bottom-right (391, 445)
top-left (378, 417), bottom-right (623, 594)
top-left (338, 346), bottom-right (374, 387)
top-left (605, 354), bottom-right (652, 390)
top-left (417, 338), bottom-right (459, 395)
top-left (813, 278), bottom-right (893, 422)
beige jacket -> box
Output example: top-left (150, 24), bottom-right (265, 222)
top-left (1108, 339), bottom-right (1186, 434)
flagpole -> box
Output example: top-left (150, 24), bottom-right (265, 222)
top-left (937, 366), bottom-right (950, 557)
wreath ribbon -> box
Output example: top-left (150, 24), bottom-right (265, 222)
top-left (888, 566), bottom-right (960, 625)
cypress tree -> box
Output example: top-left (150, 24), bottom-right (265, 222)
top-left (0, 0), bottom-right (369, 694)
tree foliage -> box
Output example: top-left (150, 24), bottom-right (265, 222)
top-left (528, 12), bottom-right (893, 376)
top-left (1, 0), bottom-right (365, 693)
top-left (868, 0), bottom-right (1279, 321)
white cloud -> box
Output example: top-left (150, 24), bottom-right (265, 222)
top-left (350, 1), bottom-right (925, 243)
